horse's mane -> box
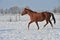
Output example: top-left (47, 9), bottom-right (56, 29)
top-left (25, 8), bottom-right (37, 13)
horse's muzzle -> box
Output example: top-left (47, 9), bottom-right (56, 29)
top-left (21, 14), bottom-right (23, 16)
top-left (21, 13), bottom-right (24, 16)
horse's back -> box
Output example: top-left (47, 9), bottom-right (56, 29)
top-left (42, 11), bottom-right (52, 19)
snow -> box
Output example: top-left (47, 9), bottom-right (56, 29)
top-left (0, 14), bottom-right (60, 40)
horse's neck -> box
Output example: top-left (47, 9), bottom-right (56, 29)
top-left (27, 11), bottom-right (33, 17)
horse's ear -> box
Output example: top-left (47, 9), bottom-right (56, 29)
top-left (25, 8), bottom-right (27, 9)
top-left (25, 8), bottom-right (28, 10)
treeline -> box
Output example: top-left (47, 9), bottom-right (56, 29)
top-left (0, 6), bottom-right (60, 15)
top-left (53, 6), bottom-right (60, 13)
top-left (0, 6), bottom-right (22, 15)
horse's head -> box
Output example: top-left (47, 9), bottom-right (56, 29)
top-left (21, 8), bottom-right (28, 15)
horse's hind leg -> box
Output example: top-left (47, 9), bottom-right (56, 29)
top-left (28, 21), bottom-right (33, 30)
top-left (43, 20), bottom-right (48, 29)
top-left (35, 22), bottom-right (39, 30)
top-left (49, 20), bottom-right (53, 29)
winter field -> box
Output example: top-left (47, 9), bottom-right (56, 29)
top-left (0, 13), bottom-right (60, 40)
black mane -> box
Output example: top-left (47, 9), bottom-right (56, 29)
top-left (25, 8), bottom-right (37, 13)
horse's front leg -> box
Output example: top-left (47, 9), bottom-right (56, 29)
top-left (28, 21), bottom-right (33, 30)
top-left (35, 22), bottom-right (39, 30)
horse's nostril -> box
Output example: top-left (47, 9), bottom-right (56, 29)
top-left (21, 14), bottom-right (24, 16)
top-left (21, 14), bottom-right (23, 15)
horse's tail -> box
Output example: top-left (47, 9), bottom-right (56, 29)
top-left (51, 13), bottom-right (56, 24)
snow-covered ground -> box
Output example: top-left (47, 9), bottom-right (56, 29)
top-left (0, 14), bottom-right (60, 40)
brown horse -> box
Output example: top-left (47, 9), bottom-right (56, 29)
top-left (21, 8), bottom-right (56, 30)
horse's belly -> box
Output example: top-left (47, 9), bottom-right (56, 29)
top-left (30, 16), bottom-right (45, 21)
top-left (37, 17), bottom-right (45, 21)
